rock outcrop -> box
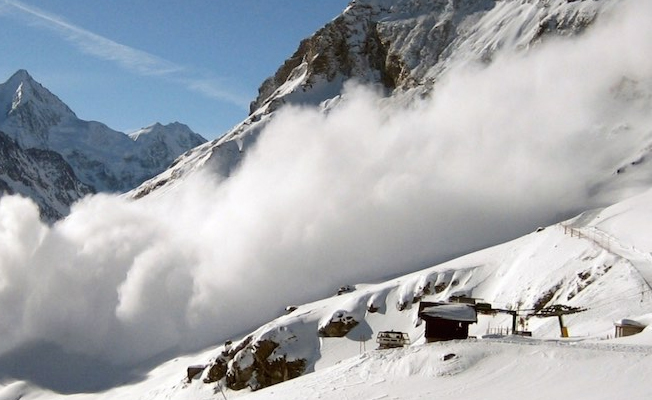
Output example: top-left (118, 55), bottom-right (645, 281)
top-left (0, 130), bottom-right (93, 221)
top-left (203, 327), bottom-right (307, 392)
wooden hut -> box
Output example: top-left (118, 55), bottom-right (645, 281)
top-left (614, 319), bottom-right (646, 338)
top-left (418, 301), bottom-right (478, 342)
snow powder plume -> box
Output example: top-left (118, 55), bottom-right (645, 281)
top-left (0, 0), bottom-right (651, 389)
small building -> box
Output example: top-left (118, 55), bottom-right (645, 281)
top-left (418, 301), bottom-right (478, 342)
top-left (615, 319), bottom-right (646, 338)
top-left (376, 331), bottom-right (410, 349)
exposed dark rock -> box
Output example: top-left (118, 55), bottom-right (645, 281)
top-left (318, 312), bottom-right (360, 337)
top-left (533, 283), bottom-right (563, 312)
top-left (202, 330), bottom-right (307, 392)
top-left (204, 356), bottom-right (229, 383)
top-left (337, 285), bottom-right (355, 295)
top-left (0, 130), bottom-right (93, 221)
top-left (434, 283), bottom-right (448, 293)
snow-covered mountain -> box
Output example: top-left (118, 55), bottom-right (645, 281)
top-left (3, 0), bottom-right (652, 399)
top-left (0, 70), bottom-right (76, 149)
top-left (132, 0), bottom-right (608, 198)
top-left (129, 122), bottom-right (208, 170)
top-left (0, 70), bottom-right (207, 195)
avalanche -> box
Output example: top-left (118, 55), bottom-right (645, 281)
top-left (3, 0), bottom-right (652, 399)
top-left (8, 186), bottom-right (652, 400)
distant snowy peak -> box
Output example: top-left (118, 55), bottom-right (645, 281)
top-left (0, 70), bottom-right (75, 117)
top-left (0, 70), bottom-right (77, 149)
top-left (0, 70), bottom-right (207, 213)
top-left (125, 122), bottom-right (208, 184)
top-left (129, 121), bottom-right (207, 157)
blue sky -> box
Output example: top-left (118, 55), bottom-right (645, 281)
top-left (0, 1), bottom-right (350, 139)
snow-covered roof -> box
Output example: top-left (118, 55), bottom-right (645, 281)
top-left (615, 319), bottom-right (647, 328)
top-left (420, 303), bottom-right (477, 323)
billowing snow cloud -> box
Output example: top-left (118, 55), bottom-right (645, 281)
top-left (0, 0), bottom-right (651, 377)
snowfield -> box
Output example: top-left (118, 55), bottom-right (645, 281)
top-left (5, 338), bottom-right (652, 400)
top-left (237, 338), bottom-right (652, 400)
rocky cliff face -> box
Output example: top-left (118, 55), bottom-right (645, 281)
top-left (252, 0), bottom-right (603, 109)
top-left (0, 130), bottom-right (93, 221)
top-left (132, 0), bottom-right (607, 199)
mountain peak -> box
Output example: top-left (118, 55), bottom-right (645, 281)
top-left (128, 122), bottom-right (206, 166)
top-left (1, 69), bottom-right (75, 112)
top-left (10, 70), bottom-right (73, 109)
top-left (3, 69), bottom-right (45, 102)
top-left (129, 121), bottom-right (203, 140)
top-left (9, 69), bottom-right (32, 82)
top-left (0, 69), bottom-right (77, 147)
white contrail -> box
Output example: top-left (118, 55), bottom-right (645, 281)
top-left (1, 0), bottom-right (249, 108)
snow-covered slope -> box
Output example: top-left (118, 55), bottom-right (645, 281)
top-left (10, 186), bottom-right (652, 399)
top-left (0, 70), bottom-right (207, 194)
top-left (9, 339), bottom-right (652, 399)
top-left (225, 188), bottom-right (652, 398)
top-left (128, 122), bottom-right (207, 170)
top-left (232, 338), bottom-right (652, 400)
top-left (175, 187), bottom-right (652, 396)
